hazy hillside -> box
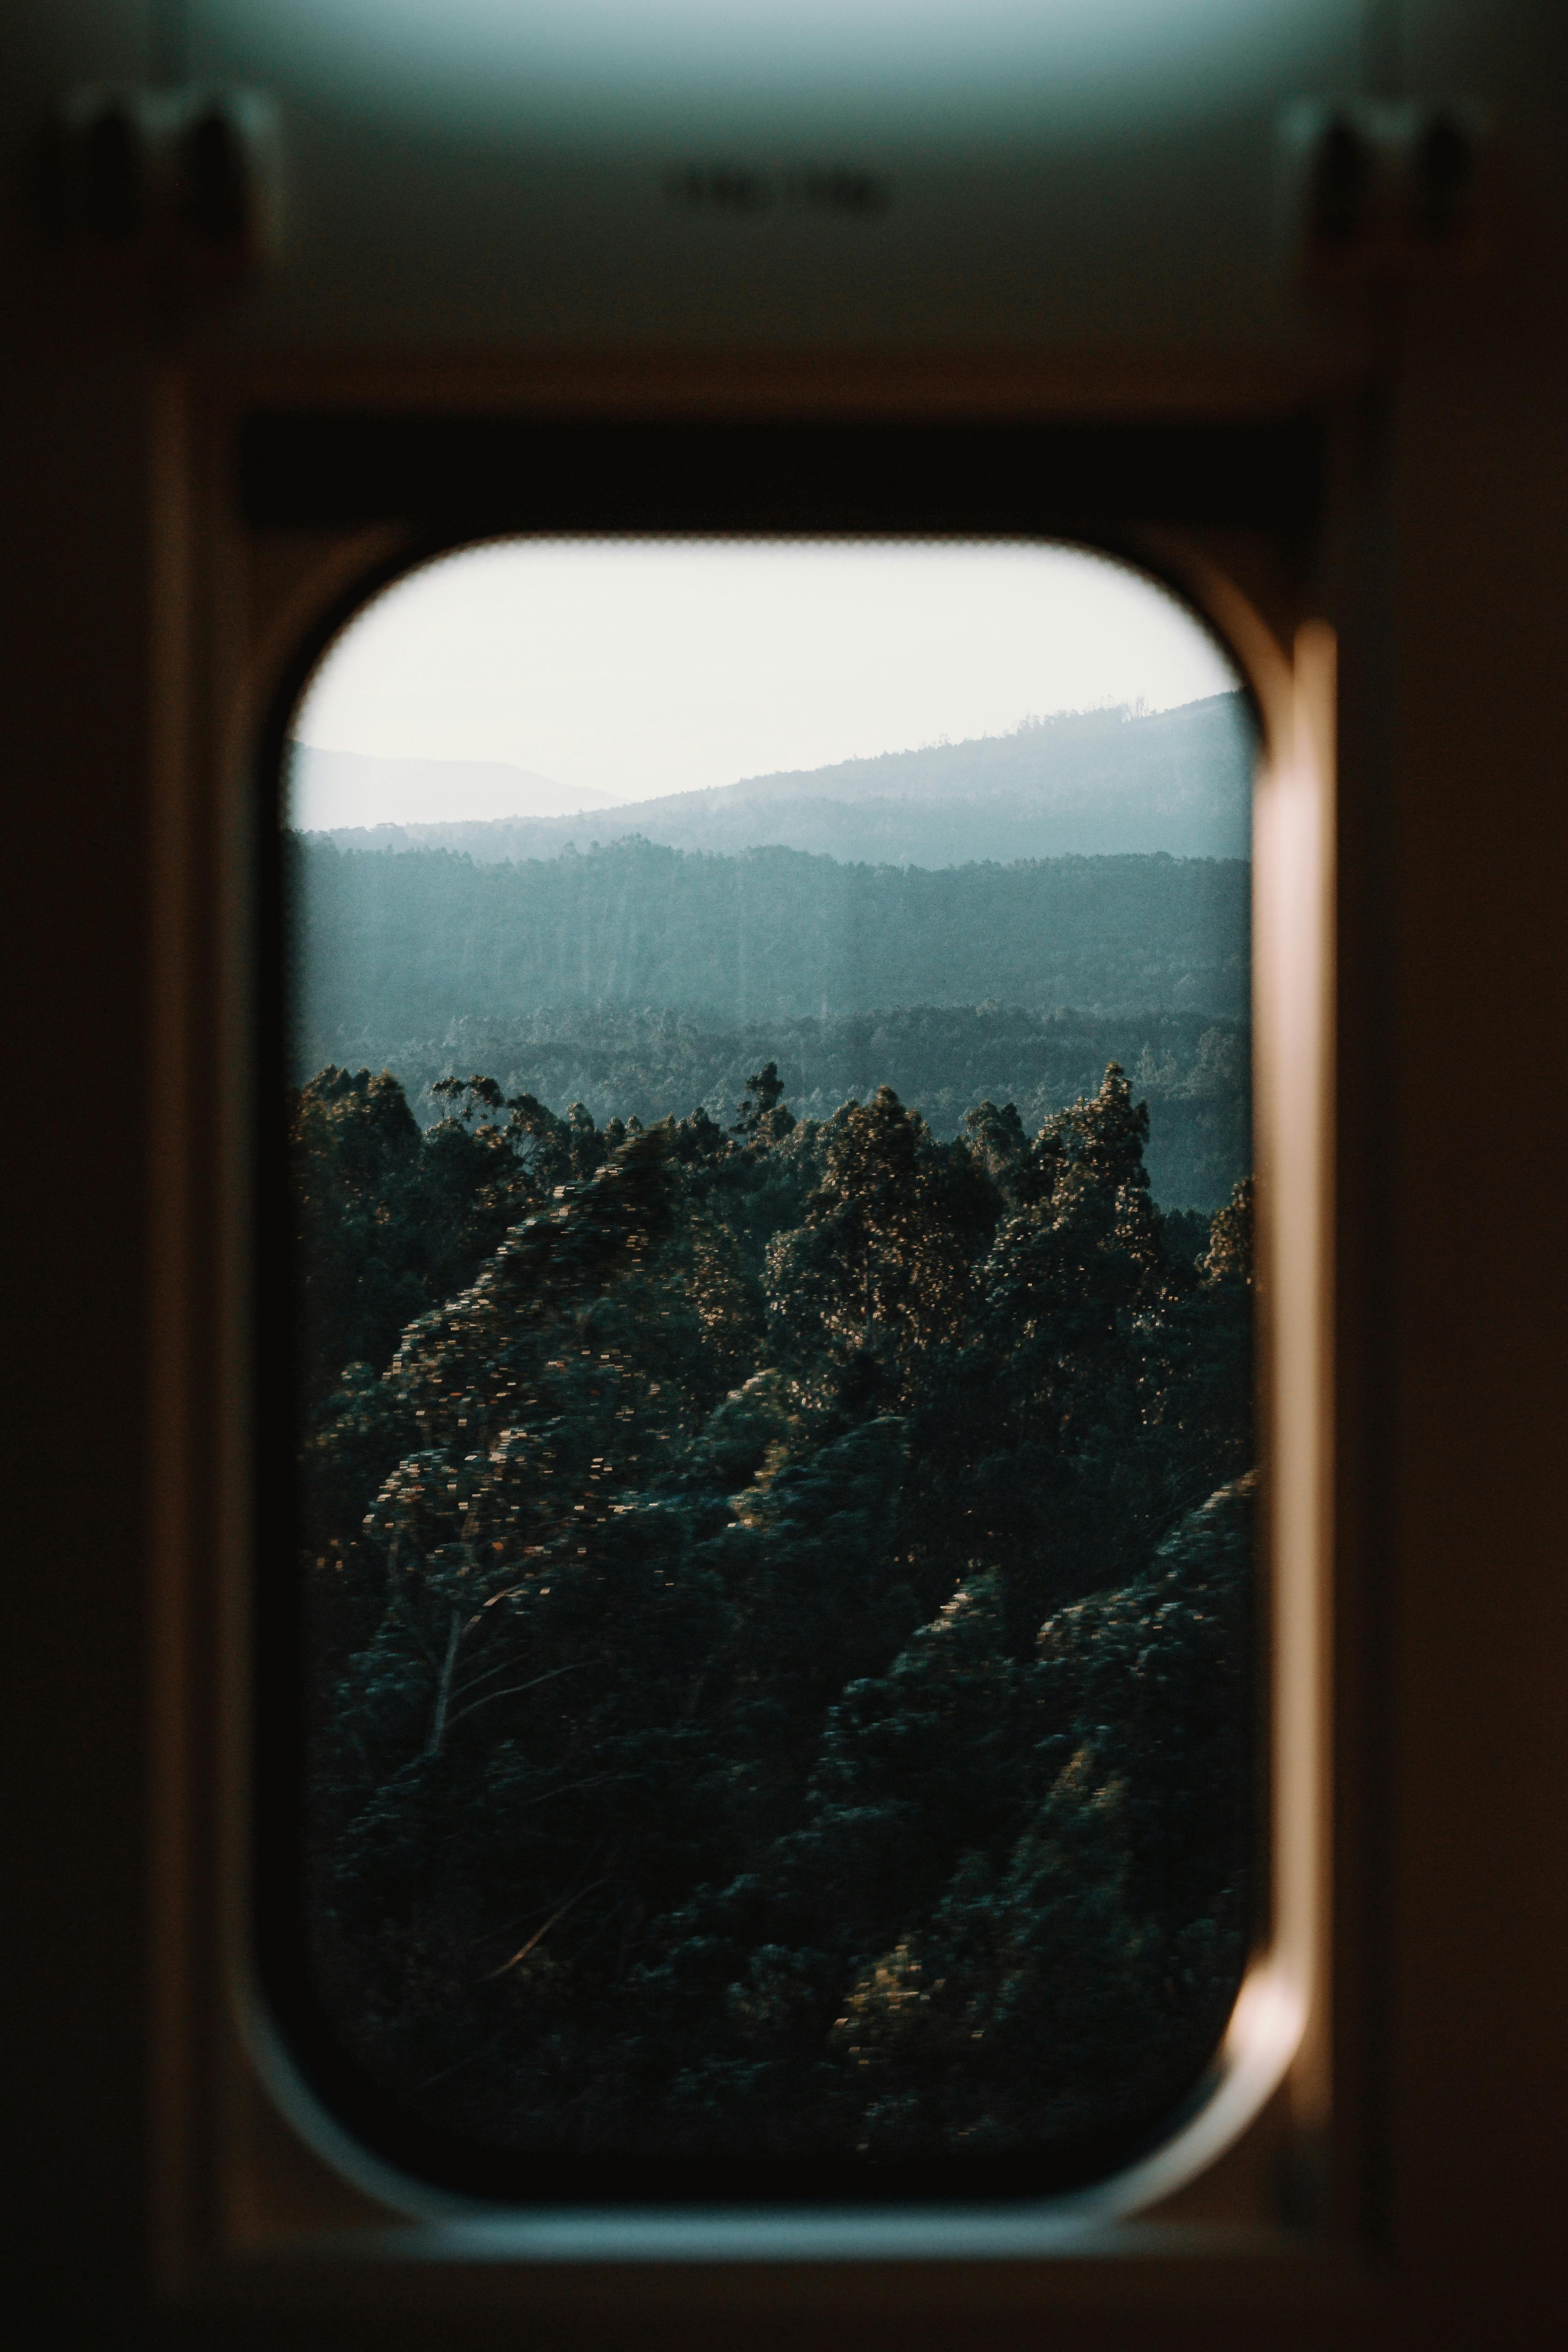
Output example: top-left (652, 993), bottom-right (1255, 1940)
top-left (299, 693), bottom-right (1255, 868)
top-left (288, 747), bottom-right (622, 831)
top-left (291, 836), bottom-right (1249, 1039)
top-left (289, 700), bottom-right (1256, 1209)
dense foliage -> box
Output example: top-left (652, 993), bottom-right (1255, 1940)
top-left (297, 1000), bottom-right (1249, 1216)
top-left (295, 1055), bottom-right (1255, 2169)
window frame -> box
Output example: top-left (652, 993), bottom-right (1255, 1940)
top-left (149, 396), bottom-right (1344, 2304)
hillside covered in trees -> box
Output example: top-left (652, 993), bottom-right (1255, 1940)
top-left (292, 1056), bottom-right (1256, 2181)
top-left (290, 840), bottom-right (1251, 1211)
top-left (292, 838), bottom-right (1249, 1035)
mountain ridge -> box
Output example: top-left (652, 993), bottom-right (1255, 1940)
top-left (295, 692), bottom-right (1255, 869)
top-left (288, 746), bottom-right (623, 830)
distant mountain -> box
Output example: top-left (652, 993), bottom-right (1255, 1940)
top-left (287, 746), bottom-right (622, 831)
top-left (300, 694), bottom-right (1256, 869)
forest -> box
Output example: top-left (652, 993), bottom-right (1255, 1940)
top-left (293, 838), bottom-right (1251, 1216)
top-left (292, 837), bottom-right (1250, 1037)
top-left (299, 1001), bottom-right (1249, 1216)
top-left (294, 1050), bottom-right (1256, 2174)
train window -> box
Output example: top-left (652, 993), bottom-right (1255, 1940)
top-left (264, 534), bottom-right (1264, 2208)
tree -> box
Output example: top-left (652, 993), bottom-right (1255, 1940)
top-left (805, 1476), bottom-right (1256, 2157)
top-left (733, 1060), bottom-right (795, 1143)
top-left (294, 1055), bottom-right (1257, 2166)
top-left (289, 1065), bottom-right (541, 1411)
top-left (766, 1087), bottom-right (1000, 1382)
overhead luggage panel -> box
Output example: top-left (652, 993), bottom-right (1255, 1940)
top-left (184, 0), bottom-right (1364, 353)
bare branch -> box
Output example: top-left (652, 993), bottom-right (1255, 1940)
top-left (482, 1874), bottom-right (613, 1980)
top-left (444, 1657), bottom-right (601, 1730)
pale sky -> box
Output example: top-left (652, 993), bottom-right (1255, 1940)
top-left (290, 539), bottom-right (1237, 823)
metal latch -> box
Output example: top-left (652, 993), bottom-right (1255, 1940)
top-left (1278, 99), bottom-right (1495, 285)
top-left (41, 87), bottom-right (282, 289)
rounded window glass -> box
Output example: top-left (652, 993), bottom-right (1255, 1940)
top-left (274, 537), bottom-right (1260, 2201)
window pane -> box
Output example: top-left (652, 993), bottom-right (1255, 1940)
top-left (279, 539), bottom-right (1258, 2193)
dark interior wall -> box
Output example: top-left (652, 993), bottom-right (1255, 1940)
top-left (1381, 348), bottom-right (1568, 2305)
top-left (2, 351), bottom-right (156, 2331)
